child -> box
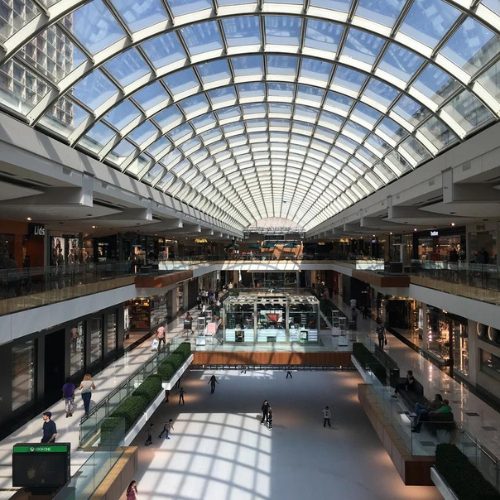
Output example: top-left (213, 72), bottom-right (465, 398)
top-left (158, 419), bottom-right (174, 439)
top-left (145, 423), bottom-right (153, 446)
top-left (267, 407), bottom-right (273, 429)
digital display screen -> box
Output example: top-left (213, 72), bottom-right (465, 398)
top-left (12, 444), bottom-right (70, 489)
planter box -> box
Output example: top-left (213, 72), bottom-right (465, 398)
top-left (162, 354), bottom-right (194, 391)
top-left (430, 467), bottom-right (459, 500)
top-left (122, 353), bottom-right (193, 446)
top-left (351, 355), bottom-right (377, 384)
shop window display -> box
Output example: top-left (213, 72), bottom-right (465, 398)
top-left (223, 292), bottom-right (319, 343)
top-left (12, 340), bottom-right (35, 411)
top-left (70, 321), bottom-right (85, 375)
top-left (480, 349), bottom-right (500, 381)
top-left (89, 317), bottom-right (103, 365)
top-left (106, 312), bottom-right (117, 354)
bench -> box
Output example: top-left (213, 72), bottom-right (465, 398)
top-left (423, 413), bottom-right (457, 442)
top-left (397, 378), bottom-right (428, 409)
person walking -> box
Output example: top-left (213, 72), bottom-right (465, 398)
top-left (184, 312), bottom-right (193, 336)
top-left (145, 423), bottom-right (153, 446)
top-left (261, 400), bottom-right (270, 424)
top-left (267, 407), bottom-right (273, 429)
top-left (156, 324), bottom-right (166, 351)
top-left (322, 406), bottom-right (332, 428)
top-left (41, 411), bottom-right (57, 443)
top-left (62, 377), bottom-right (75, 418)
top-left (79, 373), bottom-right (96, 417)
top-left (208, 375), bottom-right (218, 394)
top-left (178, 387), bottom-right (185, 405)
top-left (286, 368), bottom-right (292, 379)
top-left (126, 480), bottom-right (138, 500)
top-left (376, 318), bottom-right (386, 351)
top-left (158, 419), bottom-right (174, 439)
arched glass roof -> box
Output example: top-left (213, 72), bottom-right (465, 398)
top-left (0, 0), bottom-right (499, 230)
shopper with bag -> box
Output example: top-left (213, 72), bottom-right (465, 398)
top-left (156, 324), bottom-right (166, 351)
top-left (79, 373), bottom-right (95, 417)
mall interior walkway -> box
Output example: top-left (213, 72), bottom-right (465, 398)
top-left (2, 297), bottom-right (500, 498)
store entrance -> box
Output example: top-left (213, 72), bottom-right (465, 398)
top-left (44, 329), bottom-right (65, 404)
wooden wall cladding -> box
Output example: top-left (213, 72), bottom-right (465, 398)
top-left (193, 351), bottom-right (353, 366)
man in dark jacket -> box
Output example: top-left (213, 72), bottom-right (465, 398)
top-left (41, 411), bottom-right (57, 443)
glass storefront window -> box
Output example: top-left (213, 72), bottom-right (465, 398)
top-left (12, 340), bottom-right (35, 411)
top-left (70, 321), bottom-right (85, 375)
top-left (426, 307), bottom-right (451, 363)
top-left (480, 349), bottom-right (500, 381)
top-left (89, 316), bottom-right (103, 364)
top-left (452, 321), bottom-right (469, 376)
top-left (106, 311), bottom-right (117, 354)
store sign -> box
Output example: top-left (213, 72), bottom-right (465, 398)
top-left (28, 223), bottom-right (46, 237)
top-left (430, 230), bottom-right (439, 237)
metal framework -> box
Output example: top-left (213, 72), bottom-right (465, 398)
top-left (0, 0), bottom-right (498, 230)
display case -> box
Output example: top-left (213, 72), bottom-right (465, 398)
top-left (222, 291), bottom-right (320, 344)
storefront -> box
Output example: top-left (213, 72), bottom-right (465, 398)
top-left (223, 292), bottom-right (320, 344)
top-left (50, 233), bottom-right (83, 266)
top-left (0, 305), bottom-right (124, 439)
top-left (413, 227), bottom-right (466, 262)
top-left (126, 295), bottom-right (168, 333)
top-left (0, 220), bottom-right (46, 269)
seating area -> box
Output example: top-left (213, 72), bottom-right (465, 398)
top-left (393, 374), bottom-right (456, 438)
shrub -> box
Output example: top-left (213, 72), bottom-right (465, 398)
top-left (100, 417), bottom-right (126, 447)
top-left (436, 444), bottom-right (500, 500)
top-left (111, 395), bottom-right (148, 429)
top-left (352, 342), bottom-right (387, 385)
top-left (158, 362), bottom-right (175, 381)
top-left (132, 375), bottom-right (162, 401)
top-left (174, 342), bottom-right (191, 359)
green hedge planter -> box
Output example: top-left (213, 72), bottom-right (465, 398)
top-left (100, 343), bottom-right (191, 445)
top-left (436, 444), bottom-right (500, 500)
top-left (352, 342), bottom-right (387, 385)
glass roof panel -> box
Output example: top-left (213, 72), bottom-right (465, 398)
top-left (164, 68), bottom-right (200, 96)
top-left (104, 100), bottom-right (143, 130)
top-left (378, 44), bottom-right (424, 84)
top-left (411, 63), bottom-right (462, 105)
top-left (304, 19), bottom-right (343, 54)
top-left (111, 0), bottom-right (169, 32)
top-left (72, 0), bottom-right (127, 55)
top-left (167, 0), bottom-right (212, 17)
top-left (104, 49), bottom-right (151, 88)
top-left (73, 70), bottom-right (119, 111)
top-left (181, 21), bottom-right (223, 56)
top-left (223, 17), bottom-right (261, 47)
top-left (399, 0), bottom-right (460, 49)
top-left (133, 82), bottom-right (170, 111)
top-left (342, 28), bottom-right (385, 66)
top-left (355, 0), bottom-right (405, 28)
top-left (107, 140), bottom-right (137, 166)
top-left (197, 60), bottom-right (232, 86)
top-left (265, 16), bottom-right (302, 47)
top-left (141, 33), bottom-right (187, 69)
top-left (0, 0), bottom-right (498, 231)
top-left (440, 18), bottom-right (499, 75)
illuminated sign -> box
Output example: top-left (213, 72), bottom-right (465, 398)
top-left (430, 230), bottom-right (439, 237)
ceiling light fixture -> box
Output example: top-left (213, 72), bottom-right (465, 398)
top-left (26, 217), bottom-right (32, 221)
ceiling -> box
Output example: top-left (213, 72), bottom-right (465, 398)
top-left (0, 0), bottom-right (499, 233)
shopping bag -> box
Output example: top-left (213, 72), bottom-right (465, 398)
top-left (151, 338), bottom-right (159, 351)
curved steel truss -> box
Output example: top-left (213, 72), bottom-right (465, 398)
top-left (0, 0), bottom-right (498, 230)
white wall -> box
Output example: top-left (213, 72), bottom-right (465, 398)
top-left (0, 285), bottom-right (136, 345)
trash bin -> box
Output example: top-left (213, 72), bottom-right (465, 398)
top-left (390, 368), bottom-right (400, 388)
